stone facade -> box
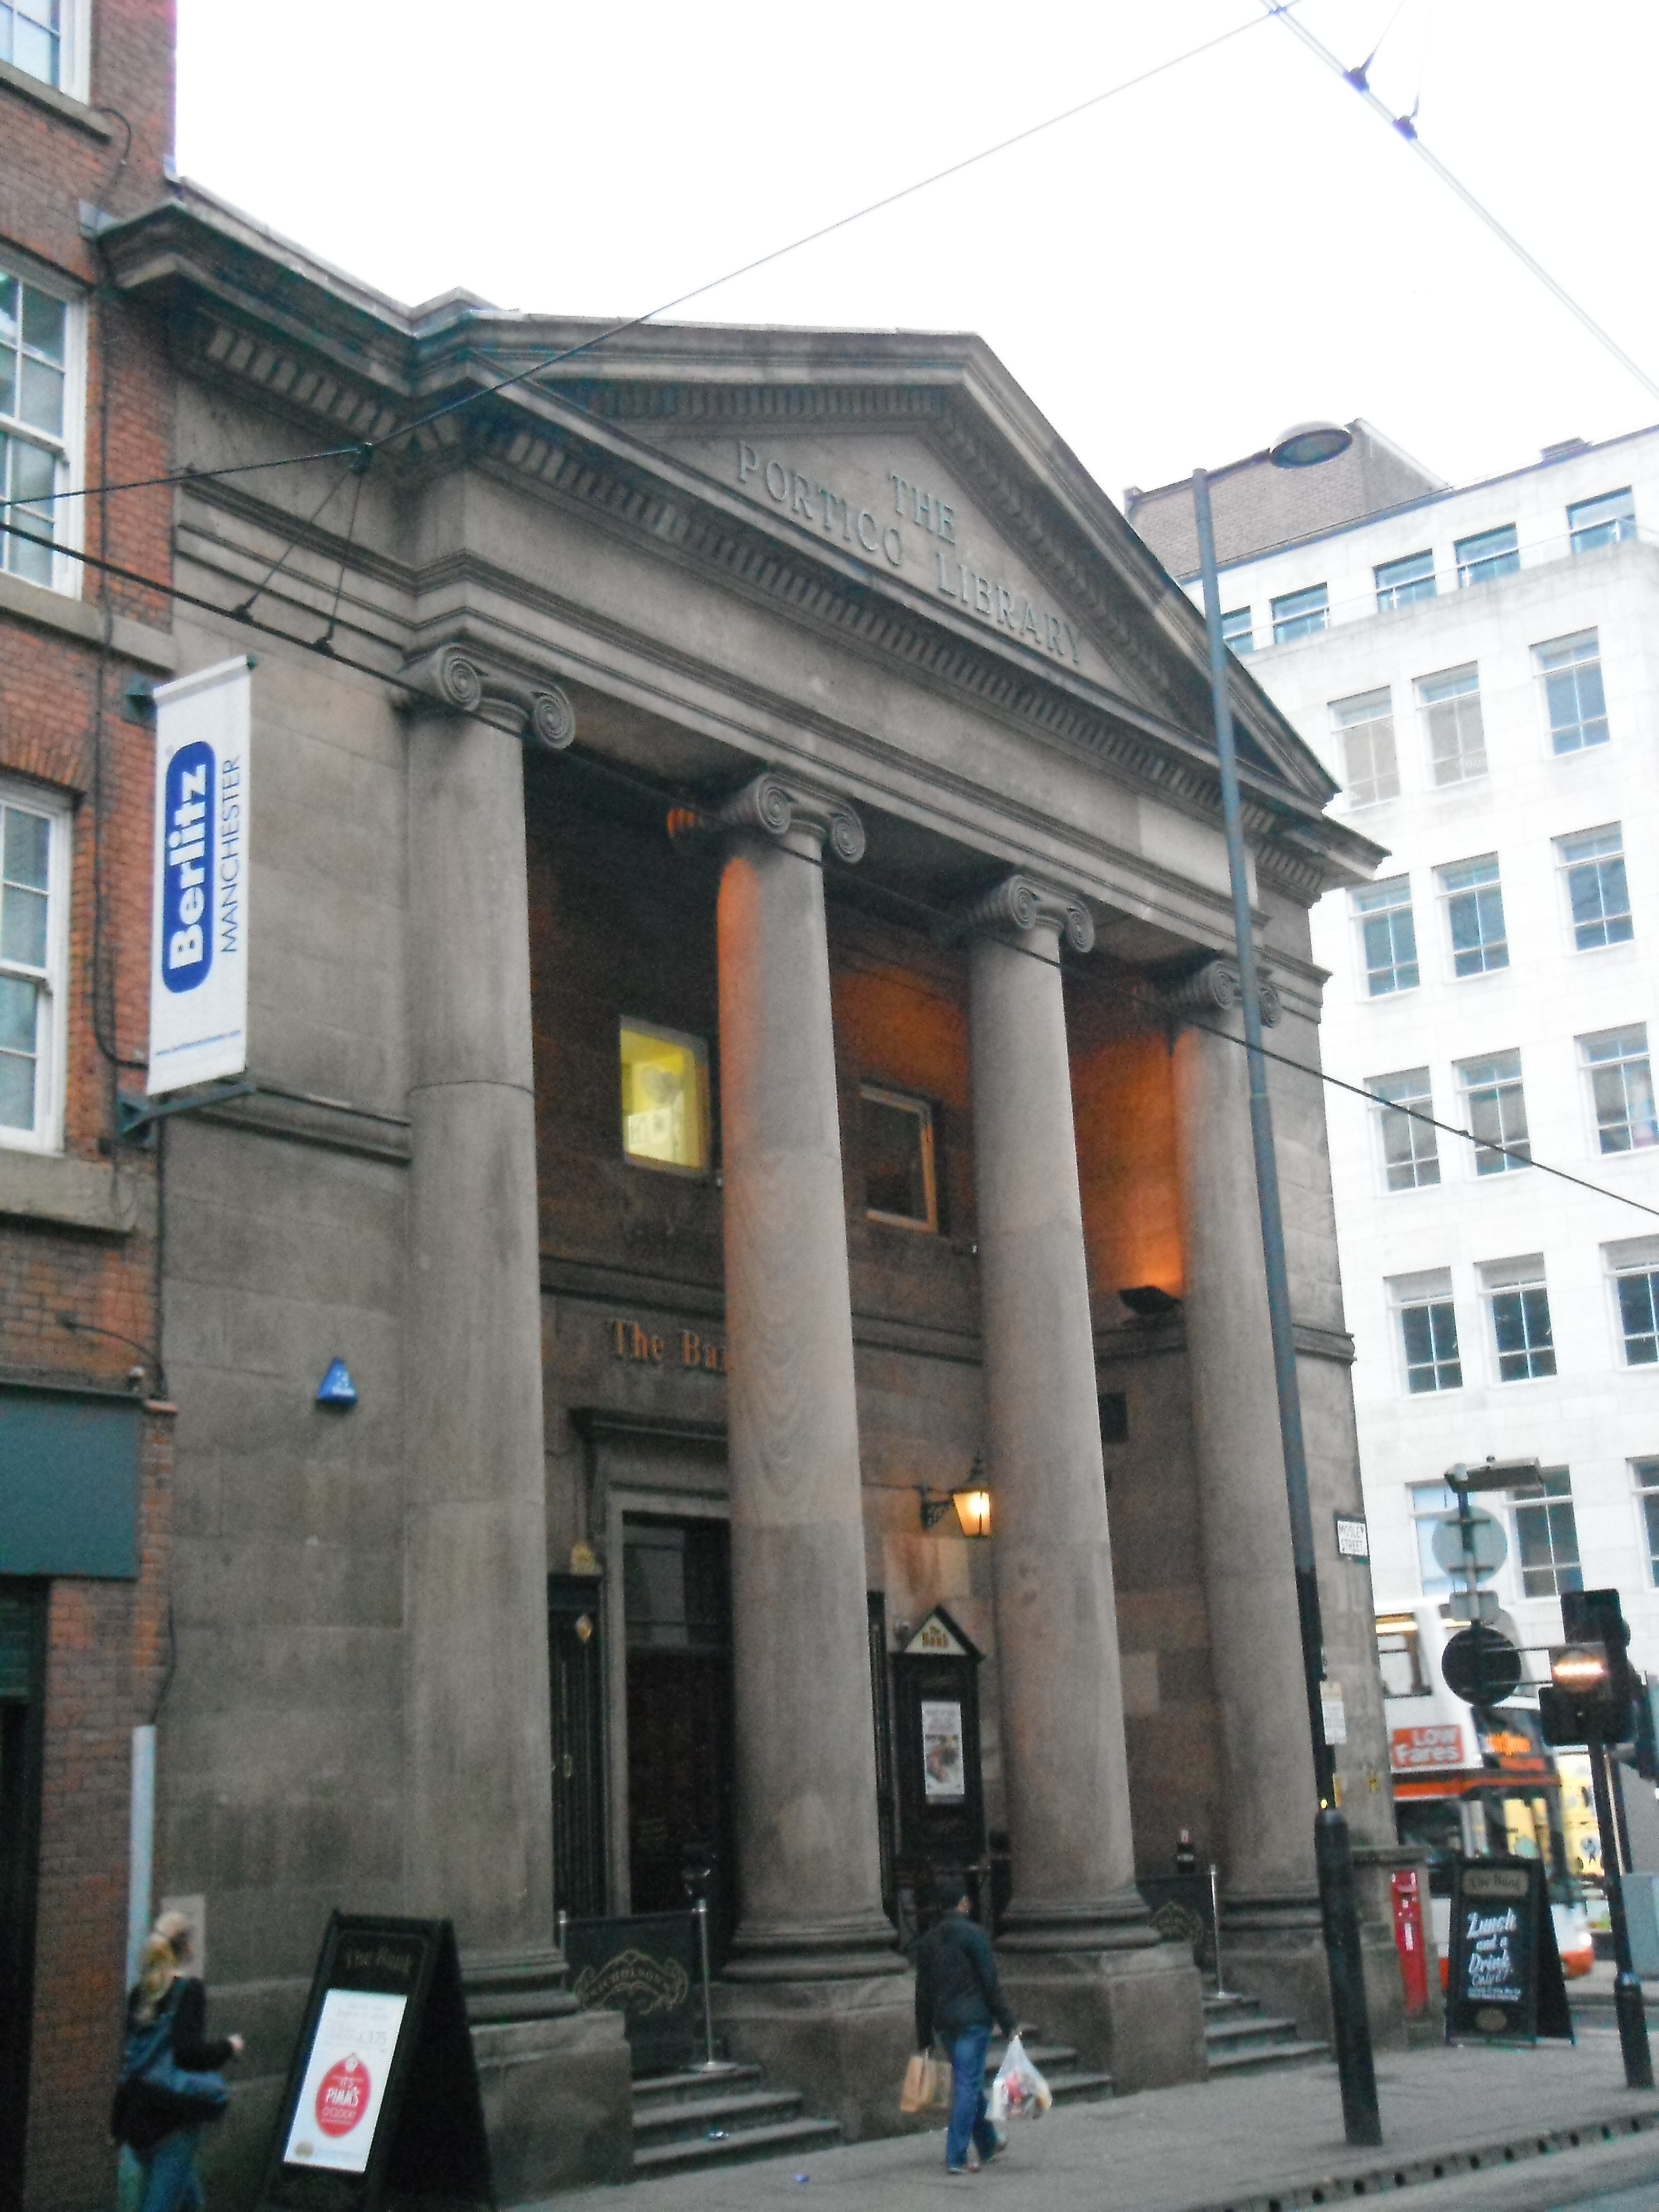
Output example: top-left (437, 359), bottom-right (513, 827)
top-left (71, 173), bottom-right (1410, 2196)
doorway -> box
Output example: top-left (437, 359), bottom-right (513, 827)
top-left (0, 1583), bottom-right (45, 2212)
top-left (622, 1517), bottom-right (735, 1958)
top-left (548, 1576), bottom-right (607, 1921)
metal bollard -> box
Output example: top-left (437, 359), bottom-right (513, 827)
top-left (1209, 1863), bottom-right (1238, 2000)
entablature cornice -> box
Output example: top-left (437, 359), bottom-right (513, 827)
top-left (120, 193), bottom-right (1381, 906)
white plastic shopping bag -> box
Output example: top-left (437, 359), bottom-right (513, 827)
top-left (987, 2032), bottom-right (1052, 2122)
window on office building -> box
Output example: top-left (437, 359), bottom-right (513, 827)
top-left (1456, 523), bottom-right (1520, 587)
top-left (1569, 486), bottom-right (1636, 554)
top-left (1376, 1617), bottom-right (1429, 1697)
top-left (1614, 1265), bottom-right (1659, 1367)
top-left (619, 1019), bottom-right (710, 1173)
top-left (1368, 1067), bottom-right (1439, 1190)
top-left (1633, 1461), bottom-right (1659, 1584)
top-left (1418, 665), bottom-right (1486, 785)
top-left (861, 1084), bottom-right (938, 1231)
top-left (1392, 1271), bottom-right (1461, 1394)
top-left (1438, 854), bottom-right (1508, 976)
top-left (1536, 630), bottom-right (1609, 753)
top-left (0, 267), bottom-right (75, 589)
top-left (1581, 1026), bottom-right (1658, 1155)
top-left (0, 781), bottom-right (68, 1149)
top-left (1221, 607), bottom-right (1253, 655)
top-left (1271, 583), bottom-right (1328, 644)
top-left (1482, 1259), bottom-right (1556, 1381)
top-left (1409, 1480), bottom-right (1460, 1596)
top-left (1456, 1050), bottom-right (1529, 1175)
top-left (1557, 825), bottom-right (1633, 949)
top-left (1375, 549), bottom-right (1436, 610)
top-left (1512, 1470), bottom-right (1582, 1598)
top-left (1352, 876), bottom-right (1418, 997)
top-left (1332, 688), bottom-right (1398, 806)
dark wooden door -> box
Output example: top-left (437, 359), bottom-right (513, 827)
top-left (0, 1584), bottom-right (45, 2212)
top-left (548, 1575), bottom-right (606, 1920)
top-left (623, 1519), bottom-right (735, 1957)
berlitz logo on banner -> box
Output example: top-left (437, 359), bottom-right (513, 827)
top-left (146, 657), bottom-right (251, 1096)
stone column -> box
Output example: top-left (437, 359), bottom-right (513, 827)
top-left (963, 875), bottom-right (1203, 2090)
top-left (704, 770), bottom-right (910, 2138)
top-left (1169, 958), bottom-right (1325, 2033)
top-left (402, 644), bottom-right (629, 2194)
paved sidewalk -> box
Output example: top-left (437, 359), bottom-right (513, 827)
top-left (528, 2041), bottom-right (1659, 2212)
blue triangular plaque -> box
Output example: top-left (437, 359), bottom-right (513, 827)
top-left (316, 1358), bottom-right (358, 1408)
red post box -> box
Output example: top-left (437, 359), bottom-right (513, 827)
top-left (1391, 1866), bottom-right (1429, 2015)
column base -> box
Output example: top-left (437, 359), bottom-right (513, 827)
top-left (712, 1971), bottom-right (918, 2141)
top-left (722, 1912), bottom-right (907, 1983)
top-left (1220, 1890), bottom-right (1330, 2041)
top-left (998, 1932), bottom-right (1205, 2091)
top-left (464, 1948), bottom-right (632, 2195)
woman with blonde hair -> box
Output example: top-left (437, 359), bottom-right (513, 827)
top-left (112, 1911), bottom-right (244, 2212)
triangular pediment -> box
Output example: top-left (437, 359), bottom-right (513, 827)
top-left (635, 418), bottom-right (1128, 696)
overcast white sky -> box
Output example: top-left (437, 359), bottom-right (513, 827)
top-left (176, 1), bottom-right (1659, 510)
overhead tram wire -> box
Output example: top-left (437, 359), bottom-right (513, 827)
top-left (1263, 1), bottom-right (1659, 407)
top-left (1, 1), bottom-right (1303, 523)
top-left (16, 504), bottom-right (1659, 1225)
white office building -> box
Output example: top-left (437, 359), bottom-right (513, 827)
top-left (1129, 423), bottom-right (1659, 1690)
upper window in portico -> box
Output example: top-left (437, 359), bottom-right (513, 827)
top-left (861, 1084), bottom-right (938, 1233)
top-left (619, 1019), bottom-right (710, 1175)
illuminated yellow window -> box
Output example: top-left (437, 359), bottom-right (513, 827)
top-left (620, 1020), bottom-right (709, 1174)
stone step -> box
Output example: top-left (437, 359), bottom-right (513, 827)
top-left (632, 2115), bottom-right (844, 2178)
top-left (632, 2086), bottom-right (810, 2147)
top-left (1206, 2036), bottom-right (1331, 2076)
top-left (1204, 2011), bottom-right (1306, 2055)
top-left (1203, 1992), bottom-right (1264, 2020)
top-left (631, 2062), bottom-right (764, 2112)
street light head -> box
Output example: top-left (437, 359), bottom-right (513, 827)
top-left (1552, 1644), bottom-right (1610, 1692)
top-left (1269, 420), bottom-right (1354, 471)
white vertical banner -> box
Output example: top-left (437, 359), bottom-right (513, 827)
top-left (146, 656), bottom-right (252, 1096)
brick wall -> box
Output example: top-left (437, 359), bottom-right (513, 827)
top-left (1, 3), bottom-right (179, 2204)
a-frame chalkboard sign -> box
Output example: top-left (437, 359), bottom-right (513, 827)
top-left (1445, 1856), bottom-right (1573, 2046)
top-left (256, 1913), bottom-right (493, 2212)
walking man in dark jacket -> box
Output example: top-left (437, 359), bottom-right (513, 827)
top-left (912, 1877), bottom-right (1017, 2173)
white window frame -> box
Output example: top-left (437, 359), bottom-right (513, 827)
top-left (1535, 629), bottom-right (1610, 755)
top-left (1408, 1478), bottom-right (1460, 1596)
top-left (1479, 1255), bottom-right (1556, 1384)
top-left (1579, 1025), bottom-right (1658, 1156)
top-left (1604, 1236), bottom-right (1659, 1372)
top-left (860, 1082), bottom-right (939, 1233)
top-left (0, 0), bottom-right (89, 98)
top-left (1455, 1049), bottom-right (1530, 1177)
top-left (0, 774), bottom-right (71, 1153)
top-left (0, 252), bottom-right (86, 597)
top-left (1556, 824), bottom-right (1633, 953)
top-left (1331, 687), bottom-right (1398, 809)
top-left (1366, 1066), bottom-right (1439, 1193)
top-left (1416, 664), bottom-right (1486, 786)
top-left (1389, 1267), bottom-right (1461, 1397)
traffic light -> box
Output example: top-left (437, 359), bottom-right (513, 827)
top-left (1540, 1589), bottom-right (1641, 1746)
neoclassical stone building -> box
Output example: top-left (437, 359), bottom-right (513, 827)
top-left (100, 183), bottom-right (1401, 2195)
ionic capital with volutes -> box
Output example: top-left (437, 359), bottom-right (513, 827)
top-left (401, 641), bottom-right (577, 752)
top-left (952, 871), bottom-right (1095, 958)
top-left (1159, 955), bottom-right (1282, 1028)
top-left (682, 770), bottom-right (866, 864)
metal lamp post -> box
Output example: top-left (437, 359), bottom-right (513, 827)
top-left (1189, 424), bottom-right (1382, 2146)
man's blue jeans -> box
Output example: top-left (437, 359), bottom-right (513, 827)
top-left (945, 2024), bottom-right (999, 2169)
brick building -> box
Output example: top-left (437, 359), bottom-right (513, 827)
top-left (0, 4), bottom-right (178, 2207)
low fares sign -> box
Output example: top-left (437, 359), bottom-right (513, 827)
top-left (1391, 1723), bottom-right (1466, 1772)
top-left (146, 657), bottom-right (251, 1095)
